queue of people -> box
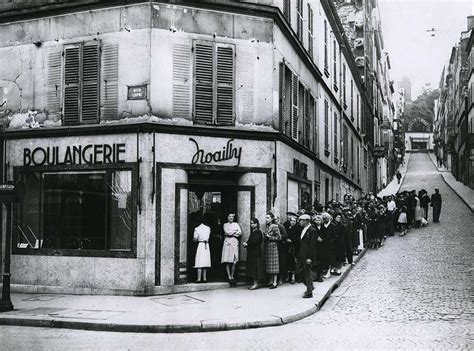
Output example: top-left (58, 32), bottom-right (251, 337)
top-left (191, 188), bottom-right (442, 298)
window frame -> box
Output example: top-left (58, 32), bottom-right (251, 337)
top-left (12, 163), bottom-right (138, 258)
top-left (193, 40), bottom-right (235, 126)
top-left (62, 41), bottom-right (101, 126)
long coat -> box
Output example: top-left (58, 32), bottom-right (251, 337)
top-left (245, 228), bottom-right (264, 280)
top-left (296, 225), bottom-right (318, 274)
top-left (264, 223), bottom-right (281, 274)
top-left (333, 222), bottom-right (346, 263)
top-left (320, 222), bottom-right (336, 269)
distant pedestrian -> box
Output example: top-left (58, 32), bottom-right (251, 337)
top-left (431, 188), bottom-right (442, 222)
top-left (242, 218), bottom-right (264, 290)
top-left (396, 171), bottom-right (402, 184)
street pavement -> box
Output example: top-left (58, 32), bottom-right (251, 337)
top-left (0, 152), bottom-right (473, 350)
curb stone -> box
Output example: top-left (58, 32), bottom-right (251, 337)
top-left (0, 249), bottom-right (367, 333)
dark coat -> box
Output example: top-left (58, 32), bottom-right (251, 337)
top-left (320, 222), bottom-right (336, 267)
top-left (333, 222), bottom-right (346, 262)
top-left (296, 225), bottom-right (318, 273)
top-left (246, 228), bottom-right (263, 257)
top-left (286, 222), bottom-right (303, 256)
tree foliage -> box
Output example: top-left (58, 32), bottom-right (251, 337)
top-left (403, 88), bottom-right (440, 131)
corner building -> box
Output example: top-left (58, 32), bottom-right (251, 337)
top-left (0, 0), bottom-right (368, 294)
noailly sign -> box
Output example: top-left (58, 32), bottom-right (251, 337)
top-left (190, 138), bottom-right (242, 166)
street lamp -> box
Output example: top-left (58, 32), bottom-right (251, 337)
top-left (0, 183), bottom-right (17, 312)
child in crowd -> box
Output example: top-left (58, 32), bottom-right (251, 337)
top-left (398, 205), bottom-right (408, 236)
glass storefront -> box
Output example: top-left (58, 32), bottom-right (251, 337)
top-left (15, 169), bottom-right (133, 253)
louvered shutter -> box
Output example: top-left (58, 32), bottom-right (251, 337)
top-left (173, 42), bottom-right (192, 119)
top-left (304, 91), bottom-right (312, 149)
top-left (308, 5), bottom-right (313, 58)
top-left (291, 73), bottom-right (299, 140)
top-left (216, 45), bottom-right (234, 125)
top-left (81, 43), bottom-right (100, 123)
top-left (102, 44), bottom-right (118, 121)
top-left (283, 0), bottom-right (291, 23)
top-left (194, 42), bottom-right (214, 124)
top-left (63, 46), bottom-right (80, 125)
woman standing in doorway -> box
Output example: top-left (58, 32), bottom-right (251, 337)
top-left (264, 212), bottom-right (281, 289)
top-left (221, 213), bottom-right (242, 286)
top-left (193, 215), bottom-right (211, 283)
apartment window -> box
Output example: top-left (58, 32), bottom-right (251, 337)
top-left (351, 80), bottom-right (354, 120)
top-left (307, 4), bottom-right (314, 58)
top-left (324, 100), bottom-right (329, 153)
top-left (357, 145), bottom-right (360, 180)
top-left (333, 41), bottom-right (337, 88)
top-left (16, 169), bottom-right (135, 255)
top-left (324, 21), bottom-right (329, 74)
top-left (350, 135), bottom-right (354, 176)
top-left (283, 0), bottom-right (291, 23)
top-left (280, 63), bottom-right (298, 140)
top-left (194, 41), bottom-right (235, 125)
top-left (334, 112), bottom-right (338, 159)
top-left (357, 94), bottom-right (360, 130)
top-left (63, 42), bottom-right (100, 125)
top-left (310, 94), bottom-right (318, 154)
top-left (342, 64), bottom-right (346, 106)
top-left (302, 89), bottom-right (315, 151)
top-left (343, 125), bottom-right (348, 167)
top-left (297, 0), bottom-right (304, 42)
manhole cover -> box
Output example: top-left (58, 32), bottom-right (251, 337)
top-left (151, 295), bottom-right (204, 306)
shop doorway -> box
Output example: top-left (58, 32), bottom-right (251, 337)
top-left (187, 172), bottom-right (239, 283)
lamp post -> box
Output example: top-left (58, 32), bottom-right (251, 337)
top-left (0, 184), bottom-right (17, 312)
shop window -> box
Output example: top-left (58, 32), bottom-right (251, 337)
top-left (63, 42), bottom-right (100, 125)
top-left (194, 41), bottom-right (235, 126)
top-left (287, 179), bottom-right (312, 212)
top-left (15, 169), bottom-right (133, 254)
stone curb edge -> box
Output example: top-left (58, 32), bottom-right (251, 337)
top-left (0, 250), bottom-right (367, 334)
top-left (427, 152), bottom-right (474, 213)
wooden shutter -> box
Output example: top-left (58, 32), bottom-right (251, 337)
top-left (216, 45), bottom-right (234, 125)
top-left (307, 4), bottom-right (313, 58)
top-left (324, 100), bottom-right (329, 150)
top-left (173, 42), bottom-right (192, 119)
top-left (194, 42), bottom-right (214, 124)
top-left (47, 51), bottom-right (61, 115)
top-left (283, 0), bottom-right (291, 23)
top-left (102, 44), bottom-right (118, 121)
top-left (291, 72), bottom-right (299, 140)
top-left (81, 43), bottom-right (100, 123)
top-left (304, 90), bottom-right (312, 149)
top-left (63, 46), bottom-right (80, 125)
top-left (297, 0), bottom-right (303, 42)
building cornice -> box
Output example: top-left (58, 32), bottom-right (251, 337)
top-left (3, 122), bottom-right (361, 190)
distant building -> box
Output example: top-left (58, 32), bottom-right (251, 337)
top-left (398, 76), bottom-right (412, 102)
top-left (434, 16), bottom-right (473, 189)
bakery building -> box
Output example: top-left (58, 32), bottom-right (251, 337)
top-left (0, 0), bottom-right (364, 295)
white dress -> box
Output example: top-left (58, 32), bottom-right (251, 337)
top-left (194, 224), bottom-right (211, 268)
top-left (221, 222), bottom-right (242, 263)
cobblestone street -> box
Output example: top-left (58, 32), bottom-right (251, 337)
top-left (1, 152), bottom-right (472, 349)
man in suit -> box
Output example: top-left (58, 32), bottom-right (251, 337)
top-left (296, 214), bottom-right (318, 298)
top-left (431, 188), bottom-right (442, 222)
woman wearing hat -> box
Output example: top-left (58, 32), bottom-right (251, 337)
top-left (264, 212), bottom-right (281, 289)
top-left (284, 212), bottom-right (302, 284)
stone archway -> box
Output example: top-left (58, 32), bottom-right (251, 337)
top-left (408, 118), bottom-right (430, 132)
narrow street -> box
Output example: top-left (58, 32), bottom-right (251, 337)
top-left (1, 153), bottom-right (472, 350)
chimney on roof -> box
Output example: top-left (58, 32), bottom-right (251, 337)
top-left (468, 16), bottom-right (474, 30)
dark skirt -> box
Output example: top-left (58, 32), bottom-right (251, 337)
top-left (334, 235), bottom-right (346, 263)
top-left (265, 241), bottom-right (279, 274)
top-left (246, 254), bottom-right (264, 280)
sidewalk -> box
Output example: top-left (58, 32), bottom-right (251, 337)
top-left (428, 152), bottom-right (474, 212)
top-left (0, 250), bottom-right (366, 333)
top-left (377, 153), bottom-right (410, 198)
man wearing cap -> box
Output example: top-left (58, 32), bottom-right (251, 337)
top-left (296, 214), bottom-right (318, 298)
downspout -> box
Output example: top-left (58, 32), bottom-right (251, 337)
top-left (273, 139), bottom-right (277, 208)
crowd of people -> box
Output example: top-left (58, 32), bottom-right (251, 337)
top-left (191, 188), bottom-right (442, 298)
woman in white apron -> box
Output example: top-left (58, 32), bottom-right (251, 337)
top-left (193, 217), bottom-right (211, 283)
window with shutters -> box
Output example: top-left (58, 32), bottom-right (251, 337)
top-left (342, 64), bottom-right (346, 107)
top-left (291, 73), bottom-right (299, 140)
top-left (334, 112), bottom-right (338, 159)
top-left (324, 100), bottom-right (329, 154)
top-left (333, 41), bottom-right (338, 90)
top-left (194, 41), bottom-right (235, 126)
top-left (350, 135), bottom-right (354, 177)
top-left (296, 0), bottom-right (304, 42)
top-left (343, 125), bottom-right (348, 168)
top-left (302, 89), bottom-right (314, 151)
top-left (324, 21), bottom-right (329, 76)
top-left (283, 0), bottom-right (291, 23)
top-left (297, 83), bottom-right (305, 143)
top-left (351, 80), bottom-right (354, 121)
top-left (63, 42), bottom-right (100, 125)
top-left (357, 94), bottom-right (360, 130)
top-left (307, 4), bottom-right (314, 58)
top-left (310, 94), bottom-right (318, 154)
top-left (280, 63), bottom-right (293, 137)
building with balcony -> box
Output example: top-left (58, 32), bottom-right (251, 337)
top-left (0, 0), bottom-right (372, 294)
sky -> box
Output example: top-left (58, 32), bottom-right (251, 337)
top-left (378, 0), bottom-right (473, 99)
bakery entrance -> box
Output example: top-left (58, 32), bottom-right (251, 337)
top-left (187, 171), bottom-right (239, 283)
